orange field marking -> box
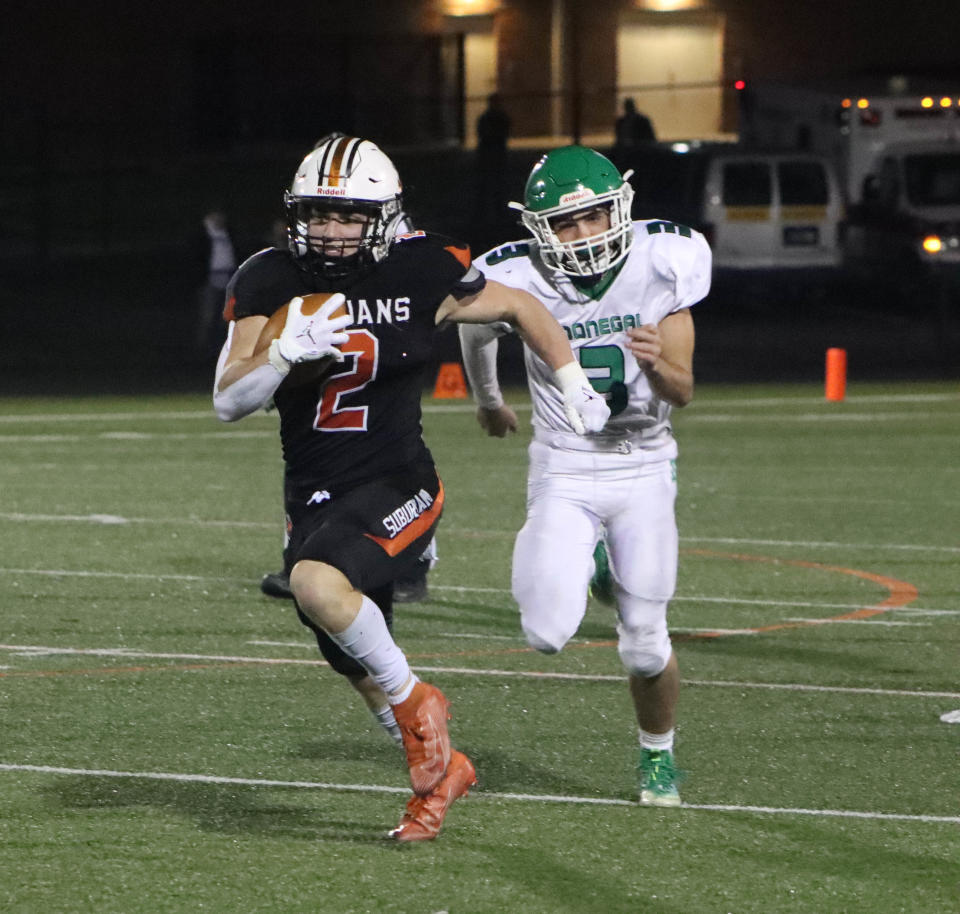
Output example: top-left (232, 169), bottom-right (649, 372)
top-left (413, 548), bottom-right (920, 655)
top-left (677, 548), bottom-right (919, 639)
top-left (0, 551), bottom-right (921, 677)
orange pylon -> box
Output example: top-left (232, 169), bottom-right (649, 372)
top-left (825, 348), bottom-right (847, 401)
top-left (433, 362), bottom-right (468, 399)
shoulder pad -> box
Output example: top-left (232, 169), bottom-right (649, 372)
top-left (443, 241), bottom-right (472, 269)
top-left (393, 231), bottom-right (472, 268)
top-left (643, 220), bottom-right (712, 307)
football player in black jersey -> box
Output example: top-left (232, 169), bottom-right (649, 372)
top-left (213, 135), bottom-right (609, 840)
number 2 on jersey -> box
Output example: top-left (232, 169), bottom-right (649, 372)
top-left (315, 330), bottom-right (379, 431)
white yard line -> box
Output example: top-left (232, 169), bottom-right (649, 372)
top-left (0, 568), bottom-right (254, 583)
top-left (782, 618), bottom-right (929, 627)
top-left (0, 644), bottom-right (328, 665)
top-left (671, 595), bottom-right (958, 613)
top-left (0, 411), bottom-right (229, 423)
top-left (679, 535), bottom-right (960, 554)
top-left (2, 643), bottom-right (958, 699)
top-left (671, 627), bottom-right (762, 635)
top-left (691, 393), bottom-right (958, 408)
top-left (410, 666), bottom-right (960, 699)
top-left (2, 513), bottom-right (959, 557)
top-left (1, 567), bottom-right (957, 615)
top-left (678, 678), bottom-right (960, 700)
top-left (0, 431), bottom-right (274, 443)
top-left (0, 392), bottom-right (954, 424)
top-left (0, 413), bottom-right (951, 440)
top-left (0, 763), bottom-right (956, 824)
top-left (681, 411), bottom-right (950, 423)
top-left (0, 405), bottom-right (497, 424)
top-left (0, 515), bottom-right (275, 529)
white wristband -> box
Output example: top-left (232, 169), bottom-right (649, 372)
top-left (553, 360), bottom-right (589, 396)
top-left (267, 339), bottom-right (291, 377)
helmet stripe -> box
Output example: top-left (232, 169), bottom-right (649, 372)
top-left (316, 140), bottom-right (337, 186)
top-left (342, 137), bottom-right (363, 179)
top-left (327, 136), bottom-right (359, 188)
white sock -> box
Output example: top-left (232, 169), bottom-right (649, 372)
top-left (639, 728), bottom-right (675, 753)
top-left (371, 705), bottom-right (403, 745)
top-left (327, 596), bottom-right (413, 698)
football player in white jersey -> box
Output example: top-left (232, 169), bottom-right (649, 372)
top-left (459, 145), bottom-right (711, 806)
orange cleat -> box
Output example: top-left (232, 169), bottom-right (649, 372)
top-left (392, 681), bottom-right (452, 796)
top-left (390, 750), bottom-right (477, 842)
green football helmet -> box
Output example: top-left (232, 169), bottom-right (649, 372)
top-left (511, 145), bottom-right (635, 277)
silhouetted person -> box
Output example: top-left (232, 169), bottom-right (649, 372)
top-left (475, 94), bottom-right (511, 225)
top-left (192, 208), bottom-right (238, 358)
top-left (615, 98), bottom-right (656, 150)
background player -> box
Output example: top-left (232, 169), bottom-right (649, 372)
top-left (213, 135), bottom-right (608, 839)
top-left (459, 145), bottom-right (711, 806)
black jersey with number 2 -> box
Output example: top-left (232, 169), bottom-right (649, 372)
top-left (225, 232), bottom-right (481, 493)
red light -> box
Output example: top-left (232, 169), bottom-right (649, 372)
top-left (734, 80), bottom-right (746, 91)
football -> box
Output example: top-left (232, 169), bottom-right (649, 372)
top-left (255, 292), bottom-right (350, 387)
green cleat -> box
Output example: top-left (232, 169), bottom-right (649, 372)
top-left (638, 748), bottom-right (682, 807)
top-left (589, 540), bottom-right (616, 606)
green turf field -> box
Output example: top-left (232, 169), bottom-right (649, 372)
top-left (1, 382), bottom-right (958, 913)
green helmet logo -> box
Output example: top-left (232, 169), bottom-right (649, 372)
top-left (513, 145), bottom-right (636, 277)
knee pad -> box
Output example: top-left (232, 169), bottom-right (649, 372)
top-left (617, 620), bottom-right (671, 678)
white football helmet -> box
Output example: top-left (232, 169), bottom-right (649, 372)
top-left (285, 135), bottom-right (404, 280)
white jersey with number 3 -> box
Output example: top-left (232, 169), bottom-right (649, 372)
top-left (476, 219), bottom-right (711, 448)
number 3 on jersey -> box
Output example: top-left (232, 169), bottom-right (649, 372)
top-left (315, 330), bottom-right (379, 431)
top-left (579, 344), bottom-right (629, 416)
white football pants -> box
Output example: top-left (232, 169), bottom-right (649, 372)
top-left (512, 438), bottom-right (678, 667)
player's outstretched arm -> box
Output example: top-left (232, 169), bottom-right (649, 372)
top-left (440, 279), bottom-right (576, 370)
top-left (440, 280), bottom-right (609, 435)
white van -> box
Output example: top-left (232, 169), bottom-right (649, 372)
top-left (610, 143), bottom-right (845, 275)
